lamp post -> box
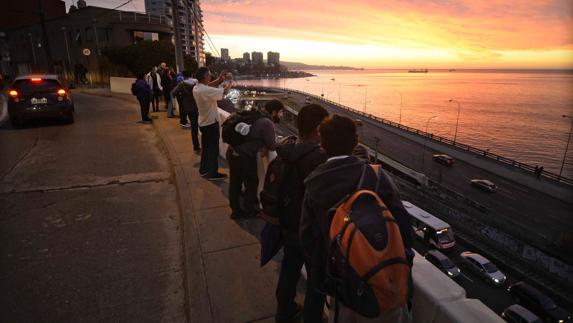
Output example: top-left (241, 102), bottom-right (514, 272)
top-left (421, 115), bottom-right (439, 173)
top-left (449, 99), bottom-right (462, 144)
top-left (559, 114), bottom-right (573, 178)
top-left (363, 87), bottom-right (367, 112)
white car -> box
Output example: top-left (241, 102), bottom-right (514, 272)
top-left (305, 97), bottom-right (312, 104)
top-left (460, 251), bottom-right (506, 286)
top-left (471, 179), bottom-right (498, 192)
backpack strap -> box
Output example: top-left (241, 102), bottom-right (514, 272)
top-left (356, 163), bottom-right (382, 191)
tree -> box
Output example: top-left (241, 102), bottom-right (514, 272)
top-left (104, 40), bottom-right (176, 76)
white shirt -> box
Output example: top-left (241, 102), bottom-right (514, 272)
top-left (193, 83), bottom-right (225, 127)
top-left (327, 155), bottom-right (350, 162)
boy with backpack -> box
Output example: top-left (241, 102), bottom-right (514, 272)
top-left (171, 71), bottom-right (201, 152)
top-left (260, 104), bottom-right (330, 323)
top-left (300, 115), bottom-right (414, 322)
top-left (223, 99), bottom-right (284, 218)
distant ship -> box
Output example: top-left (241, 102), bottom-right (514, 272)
top-left (408, 69), bottom-right (428, 73)
top-left (449, 69), bottom-right (456, 72)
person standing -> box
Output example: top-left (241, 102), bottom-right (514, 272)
top-left (193, 67), bottom-right (232, 180)
top-left (145, 66), bottom-right (162, 112)
top-left (273, 104), bottom-right (329, 323)
top-left (159, 63), bottom-right (173, 110)
top-left (133, 73), bottom-right (152, 124)
top-left (227, 99), bottom-right (284, 219)
top-left (300, 115), bottom-right (414, 322)
top-left (171, 70), bottom-right (201, 152)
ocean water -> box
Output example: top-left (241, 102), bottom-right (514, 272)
top-left (238, 69), bottom-right (573, 178)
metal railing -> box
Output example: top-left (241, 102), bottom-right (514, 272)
top-left (239, 85), bottom-right (573, 186)
top-left (112, 12), bottom-right (172, 27)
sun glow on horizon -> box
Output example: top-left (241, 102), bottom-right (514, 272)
top-left (203, 0), bottom-right (573, 69)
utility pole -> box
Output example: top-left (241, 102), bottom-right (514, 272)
top-left (171, 0), bottom-right (185, 72)
top-left (38, 0), bottom-right (53, 72)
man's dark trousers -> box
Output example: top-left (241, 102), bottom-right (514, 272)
top-left (276, 242), bottom-right (325, 322)
top-left (199, 122), bottom-right (220, 176)
top-left (227, 149), bottom-right (259, 216)
top-left (189, 107), bottom-right (200, 150)
top-left (137, 96), bottom-right (151, 121)
top-left (179, 97), bottom-right (190, 125)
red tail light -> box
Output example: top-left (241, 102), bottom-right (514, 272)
top-left (57, 89), bottom-right (66, 96)
top-left (9, 90), bottom-right (18, 97)
top-left (30, 78), bottom-right (42, 82)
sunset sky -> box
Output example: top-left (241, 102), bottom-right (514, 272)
top-left (202, 0), bottom-right (573, 69)
top-left (69, 0), bottom-right (573, 69)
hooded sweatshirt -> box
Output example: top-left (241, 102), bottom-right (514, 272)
top-left (275, 139), bottom-right (327, 246)
top-left (300, 155), bottom-right (414, 288)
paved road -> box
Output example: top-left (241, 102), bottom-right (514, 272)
top-left (0, 93), bottom-right (185, 322)
top-left (285, 92), bottom-right (573, 256)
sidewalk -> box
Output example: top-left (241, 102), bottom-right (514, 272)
top-left (151, 110), bottom-right (287, 322)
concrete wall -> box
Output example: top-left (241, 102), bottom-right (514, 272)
top-left (110, 77), bottom-right (135, 95)
top-left (108, 78), bottom-right (506, 322)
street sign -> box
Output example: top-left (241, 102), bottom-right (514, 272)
top-left (82, 48), bottom-right (91, 56)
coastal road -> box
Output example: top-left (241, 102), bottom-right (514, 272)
top-left (0, 93), bottom-right (185, 322)
top-left (286, 92), bottom-right (573, 255)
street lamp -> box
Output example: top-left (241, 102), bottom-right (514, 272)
top-left (559, 114), bottom-right (573, 178)
top-left (449, 99), bottom-right (462, 144)
top-left (421, 115), bottom-right (439, 173)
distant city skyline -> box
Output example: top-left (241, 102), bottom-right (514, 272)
top-left (63, 0), bottom-right (573, 69)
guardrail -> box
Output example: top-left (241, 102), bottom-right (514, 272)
top-left (239, 86), bottom-right (573, 186)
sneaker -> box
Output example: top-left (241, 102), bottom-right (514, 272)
top-left (199, 172), bottom-right (208, 177)
top-left (142, 120), bottom-right (153, 124)
top-left (180, 123), bottom-right (191, 128)
top-left (194, 148), bottom-right (202, 154)
top-left (207, 173), bottom-right (227, 181)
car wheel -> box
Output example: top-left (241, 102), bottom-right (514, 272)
top-left (10, 116), bottom-right (22, 128)
top-left (64, 112), bottom-right (74, 124)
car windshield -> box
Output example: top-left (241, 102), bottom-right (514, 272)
top-left (539, 296), bottom-right (557, 310)
top-left (440, 258), bottom-right (455, 269)
top-left (437, 230), bottom-right (454, 243)
top-left (13, 79), bottom-right (60, 93)
top-left (483, 262), bottom-right (498, 273)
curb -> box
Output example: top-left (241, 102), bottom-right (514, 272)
top-left (150, 119), bottom-right (214, 323)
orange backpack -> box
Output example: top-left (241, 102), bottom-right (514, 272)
top-left (325, 164), bottom-right (410, 318)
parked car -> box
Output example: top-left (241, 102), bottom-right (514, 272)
top-left (305, 97), bottom-right (312, 104)
top-left (424, 250), bottom-right (460, 278)
top-left (432, 154), bottom-right (455, 166)
top-left (508, 282), bottom-right (571, 323)
top-left (502, 304), bottom-right (543, 323)
top-left (471, 179), bottom-right (498, 192)
top-left (7, 75), bottom-right (74, 126)
top-left (459, 251), bottom-right (506, 286)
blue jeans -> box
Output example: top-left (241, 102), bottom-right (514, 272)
top-left (199, 122), bottom-right (220, 176)
top-left (167, 94), bottom-right (175, 117)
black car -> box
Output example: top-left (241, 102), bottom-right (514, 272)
top-left (7, 75), bottom-right (74, 126)
top-left (502, 304), bottom-right (543, 323)
top-left (432, 154), bottom-right (454, 166)
top-left (424, 249), bottom-right (460, 278)
top-left (508, 282), bottom-right (571, 323)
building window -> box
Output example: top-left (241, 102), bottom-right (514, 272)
top-left (85, 27), bottom-right (93, 42)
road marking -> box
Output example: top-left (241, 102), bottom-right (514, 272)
top-left (460, 273), bottom-right (474, 283)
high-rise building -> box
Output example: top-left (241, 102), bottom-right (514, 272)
top-left (221, 48), bottom-right (229, 61)
top-left (251, 51), bottom-right (263, 65)
top-left (242, 52), bottom-right (250, 63)
top-left (145, 0), bottom-right (205, 66)
top-left (267, 51), bottom-right (280, 66)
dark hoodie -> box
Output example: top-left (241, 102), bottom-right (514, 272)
top-left (300, 156), bottom-right (414, 289)
top-left (275, 139), bottom-right (327, 246)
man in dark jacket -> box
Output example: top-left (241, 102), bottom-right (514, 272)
top-left (134, 73), bottom-right (152, 124)
top-left (274, 104), bottom-right (329, 323)
top-left (171, 70), bottom-right (200, 152)
top-left (227, 100), bottom-right (283, 218)
top-left (300, 115), bottom-right (414, 321)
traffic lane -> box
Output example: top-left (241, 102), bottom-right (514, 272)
top-left (426, 156), bottom-right (573, 244)
top-left (0, 122), bottom-right (39, 181)
top-left (412, 240), bottom-right (515, 315)
top-left (1, 93), bottom-right (169, 192)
